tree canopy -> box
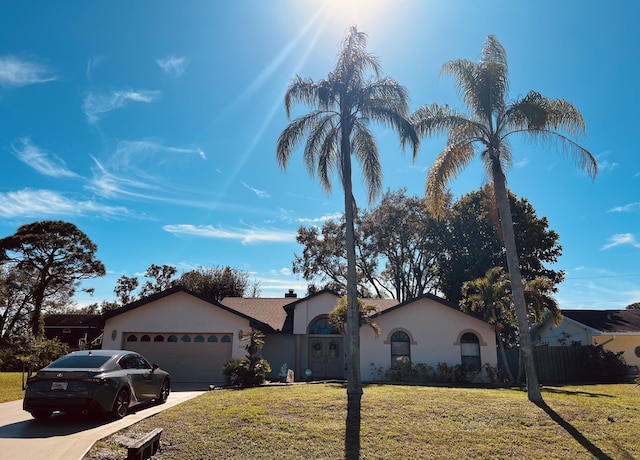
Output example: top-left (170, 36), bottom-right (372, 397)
top-left (294, 187), bottom-right (562, 306)
top-left (176, 266), bottom-right (259, 301)
top-left (0, 221), bottom-right (105, 337)
top-left (439, 186), bottom-right (564, 304)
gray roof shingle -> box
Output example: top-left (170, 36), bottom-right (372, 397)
top-left (562, 310), bottom-right (640, 334)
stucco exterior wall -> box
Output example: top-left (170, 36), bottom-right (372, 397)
top-left (292, 292), bottom-right (341, 334)
top-left (102, 291), bottom-right (250, 360)
top-left (360, 298), bottom-right (497, 381)
top-left (533, 319), bottom-right (594, 346)
top-left (262, 334), bottom-right (296, 379)
top-left (593, 335), bottom-right (640, 367)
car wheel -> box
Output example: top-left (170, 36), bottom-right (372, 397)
top-left (111, 388), bottom-right (130, 419)
top-left (32, 409), bottom-right (52, 422)
top-left (158, 379), bottom-right (170, 404)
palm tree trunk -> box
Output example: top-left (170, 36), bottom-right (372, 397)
top-left (495, 325), bottom-right (515, 383)
top-left (491, 162), bottom-right (543, 402)
top-left (341, 120), bottom-right (362, 459)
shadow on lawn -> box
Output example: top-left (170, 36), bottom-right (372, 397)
top-left (535, 401), bottom-right (612, 460)
top-left (542, 386), bottom-right (615, 398)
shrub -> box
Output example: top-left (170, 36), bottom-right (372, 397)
top-left (222, 329), bottom-right (271, 387)
top-left (483, 363), bottom-right (511, 384)
top-left (0, 332), bottom-right (68, 372)
top-left (580, 345), bottom-right (628, 383)
top-left (370, 362), bottom-right (480, 384)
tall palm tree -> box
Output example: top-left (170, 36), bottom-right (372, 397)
top-left (412, 35), bottom-right (596, 402)
top-left (277, 26), bottom-right (418, 458)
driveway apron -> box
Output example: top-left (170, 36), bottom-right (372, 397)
top-left (0, 388), bottom-right (204, 460)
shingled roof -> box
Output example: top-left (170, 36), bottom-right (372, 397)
top-left (220, 297), bottom-right (293, 332)
top-left (562, 310), bottom-right (640, 334)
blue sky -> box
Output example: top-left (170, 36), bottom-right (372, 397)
top-left (1, 1), bottom-right (638, 310)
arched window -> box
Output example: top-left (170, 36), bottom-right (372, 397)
top-left (391, 331), bottom-right (411, 368)
top-left (208, 335), bottom-right (218, 343)
top-left (181, 335), bottom-right (191, 343)
top-left (194, 335), bottom-right (204, 343)
top-left (154, 335), bottom-right (164, 342)
top-left (309, 317), bottom-right (339, 334)
top-left (168, 335), bottom-right (178, 342)
top-left (460, 332), bottom-right (481, 371)
top-left (221, 335), bottom-right (231, 343)
top-left (126, 334), bottom-right (137, 342)
top-left (141, 335), bottom-right (151, 342)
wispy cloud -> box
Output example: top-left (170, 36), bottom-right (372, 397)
top-left (242, 182), bottom-right (270, 199)
top-left (156, 55), bottom-right (188, 78)
top-left (83, 89), bottom-right (162, 123)
top-left (597, 160), bottom-right (619, 173)
top-left (297, 212), bottom-right (343, 223)
top-left (0, 189), bottom-right (131, 219)
top-left (601, 233), bottom-right (640, 250)
top-left (10, 137), bottom-right (78, 178)
top-left (609, 202), bottom-right (640, 213)
top-left (163, 224), bottom-right (296, 244)
top-left (88, 156), bottom-right (159, 199)
top-left (0, 55), bottom-right (56, 87)
top-left (514, 157), bottom-right (529, 168)
top-left (114, 140), bottom-right (206, 161)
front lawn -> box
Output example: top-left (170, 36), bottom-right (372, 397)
top-left (0, 372), bottom-right (25, 403)
top-left (84, 383), bottom-right (640, 459)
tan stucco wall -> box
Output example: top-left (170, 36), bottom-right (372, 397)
top-left (102, 291), bottom-right (250, 360)
top-left (593, 335), bottom-right (640, 367)
top-left (360, 298), bottom-right (497, 381)
top-left (292, 292), bottom-right (340, 334)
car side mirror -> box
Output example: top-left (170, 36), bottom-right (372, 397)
top-left (152, 363), bottom-right (159, 372)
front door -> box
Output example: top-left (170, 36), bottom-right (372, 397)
top-left (308, 337), bottom-right (343, 379)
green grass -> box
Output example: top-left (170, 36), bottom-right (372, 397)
top-left (0, 372), bottom-right (25, 403)
top-left (83, 383), bottom-right (640, 460)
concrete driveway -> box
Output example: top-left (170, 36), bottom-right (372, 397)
top-left (0, 385), bottom-right (205, 460)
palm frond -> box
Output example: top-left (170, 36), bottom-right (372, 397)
top-left (358, 78), bottom-right (410, 114)
top-left (316, 128), bottom-right (340, 193)
top-left (284, 76), bottom-right (320, 117)
top-left (276, 111), bottom-right (325, 169)
top-left (335, 26), bottom-right (381, 84)
top-left (426, 142), bottom-right (476, 219)
top-left (514, 129), bottom-right (597, 179)
top-left (441, 35), bottom-right (509, 124)
top-left (524, 277), bottom-right (561, 326)
top-left (303, 114), bottom-right (339, 178)
top-left (364, 107), bottom-right (419, 159)
top-left (351, 122), bottom-right (382, 203)
top-left (411, 104), bottom-right (481, 142)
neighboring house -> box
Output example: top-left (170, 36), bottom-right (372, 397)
top-left (99, 286), bottom-right (497, 385)
top-left (43, 314), bottom-right (103, 350)
top-left (531, 309), bottom-right (640, 367)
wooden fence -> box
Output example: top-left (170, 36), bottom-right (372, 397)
top-left (501, 346), bottom-right (597, 384)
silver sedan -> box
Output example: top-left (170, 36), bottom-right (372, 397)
top-left (23, 349), bottom-right (171, 421)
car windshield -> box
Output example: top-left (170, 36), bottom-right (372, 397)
top-left (47, 355), bottom-right (112, 369)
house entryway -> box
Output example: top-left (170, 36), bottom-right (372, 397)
top-left (308, 337), bottom-right (343, 379)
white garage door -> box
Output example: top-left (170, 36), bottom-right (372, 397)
top-left (123, 332), bottom-right (233, 384)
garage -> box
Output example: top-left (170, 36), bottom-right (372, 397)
top-left (123, 332), bottom-right (233, 384)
